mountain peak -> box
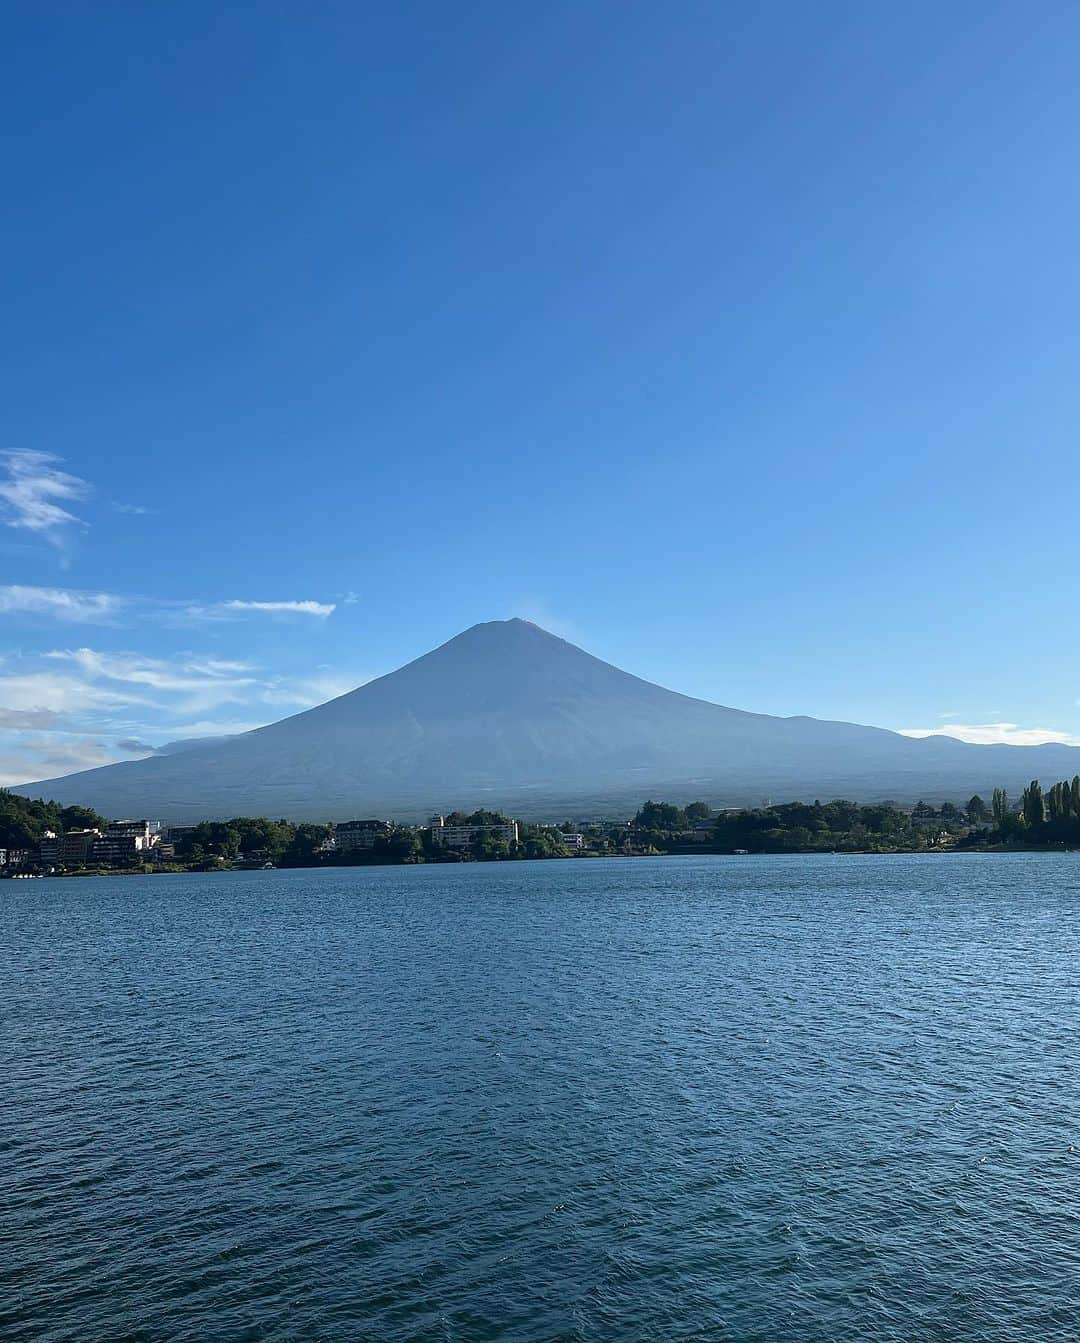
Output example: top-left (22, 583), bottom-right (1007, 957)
top-left (458, 617), bottom-right (553, 639)
top-left (427, 616), bottom-right (575, 664)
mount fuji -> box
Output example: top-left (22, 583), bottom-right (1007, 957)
top-left (16, 619), bottom-right (1079, 821)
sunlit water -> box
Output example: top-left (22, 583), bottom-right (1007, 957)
top-left (2, 854), bottom-right (1078, 1341)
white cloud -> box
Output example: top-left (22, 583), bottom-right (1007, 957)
top-left (0, 645), bottom-right (361, 786)
top-left (0, 451), bottom-right (91, 541)
top-left (115, 737), bottom-right (159, 755)
top-left (0, 707), bottom-right (63, 729)
top-left (257, 671), bottom-right (366, 707)
top-left (899, 722), bottom-right (1080, 747)
top-left (43, 648), bottom-right (258, 709)
top-left (292, 672), bottom-right (362, 702)
top-left (112, 502), bottom-right (154, 516)
top-left (177, 598), bottom-right (337, 623)
top-left (185, 658), bottom-right (256, 676)
top-left (0, 584), bottom-right (337, 626)
top-left (0, 732), bottom-right (123, 788)
top-left (0, 670), bottom-right (143, 715)
top-left (0, 584), bottom-right (123, 623)
top-left (18, 648), bottom-right (355, 717)
top-left (507, 601), bottom-right (581, 643)
top-left (222, 599), bottom-right (336, 617)
top-left (153, 717), bottom-right (268, 739)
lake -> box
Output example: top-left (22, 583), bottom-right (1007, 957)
top-left (1, 854), bottom-right (1077, 1341)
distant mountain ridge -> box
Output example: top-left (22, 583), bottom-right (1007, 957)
top-left (17, 618), bottom-right (1080, 822)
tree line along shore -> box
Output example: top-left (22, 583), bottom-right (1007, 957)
top-left (4, 779), bottom-right (1080, 876)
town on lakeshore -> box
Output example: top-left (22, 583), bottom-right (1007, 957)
top-left (3, 779), bottom-right (1079, 877)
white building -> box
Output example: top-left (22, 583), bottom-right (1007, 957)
top-left (429, 818), bottom-right (519, 848)
top-left (92, 820), bottom-right (160, 864)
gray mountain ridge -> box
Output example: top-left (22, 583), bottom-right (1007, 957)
top-left (16, 618), bottom-right (1079, 822)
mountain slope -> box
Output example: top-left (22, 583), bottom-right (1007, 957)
top-left (17, 619), bottom-right (1080, 821)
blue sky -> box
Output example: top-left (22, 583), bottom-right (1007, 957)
top-left (3, 1), bottom-right (1080, 785)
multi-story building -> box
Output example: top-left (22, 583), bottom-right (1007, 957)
top-left (41, 828), bottom-right (102, 866)
top-left (429, 818), bottom-right (519, 848)
top-left (111, 819), bottom-right (160, 842)
top-left (334, 819), bottom-right (392, 851)
top-left (92, 820), bottom-right (160, 865)
top-left (163, 824), bottom-right (198, 845)
top-left (559, 832), bottom-right (585, 850)
top-left (0, 848), bottom-right (31, 870)
top-left (66, 829), bottom-right (102, 862)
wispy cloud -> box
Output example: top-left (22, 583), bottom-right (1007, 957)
top-left (0, 707), bottom-right (63, 729)
top-left (44, 648), bottom-right (258, 708)
top-left (258, 671), bottom-right (362, 706)
top-left (0, 653), bottom-right (237, 783)
top-left (23, 648), bottom-right (356, 715)
top-left (0, 584), bottom-right (339, 626)
top-left (0, 451), bottom-right (91, 543)
top-left (0, 644), bottom-right (362, 785)
top-left (115, 737), bottom-right (158, 755)
top-left (114, 726), bottom-right (255, 756)
top-left (507, 601), bottom-right (583, 644)
top-left (185, 658), bottom-right (256, 675)
top-left (0, 669), bottom-right (143, 716)
top-left (0, 734), bottom-right (118, 786)
top-left (900, 722), bottom-right (1080, 747)
top-left (112, 501), bottom-right (154, 516)
top-left (0, 584), bottom-right (124, 623)
top-left (178, 598), bottom-right (338, 623)
top-left (152, 717), bottom-right (268, 738)
top-left (221, 599), bottom-right (336, 617)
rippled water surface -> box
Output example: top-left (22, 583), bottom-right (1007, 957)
top-left (2, 854), bottom-right (1078, 1341)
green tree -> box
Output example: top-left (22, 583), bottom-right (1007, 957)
top-left (821, 800), bottom-right (860, 830)
top-left (966, 795), bottom-right (989, 823)
top-left (634, 801), bottom-right (687, 833)
top-left (518, 824), bottom-right (570, 858)
top-left (0, 790), bottom-right (71, 848)
top-left (374, 827), bottom-right (422, 861)
top-left (59, 804), bottom-right (107, 832)
top-left (284, 823), bottom-right (331, 862)
top-left (175, 820), bottom-right (244, 860)
top-left (859, 804), bottom-right (904, 836)
top-left (470, 833), bottom-right (511, 860)
top-left (1021, 780), bottom-right (1045, 828)
top-left (0, 794), bottom-right (37, 849)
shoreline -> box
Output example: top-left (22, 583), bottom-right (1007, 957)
top-left (7, 843), bottom-right (1078, 880)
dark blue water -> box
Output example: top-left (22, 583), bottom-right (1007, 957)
top-left (2, 855), bottom-right (1078, 1341)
